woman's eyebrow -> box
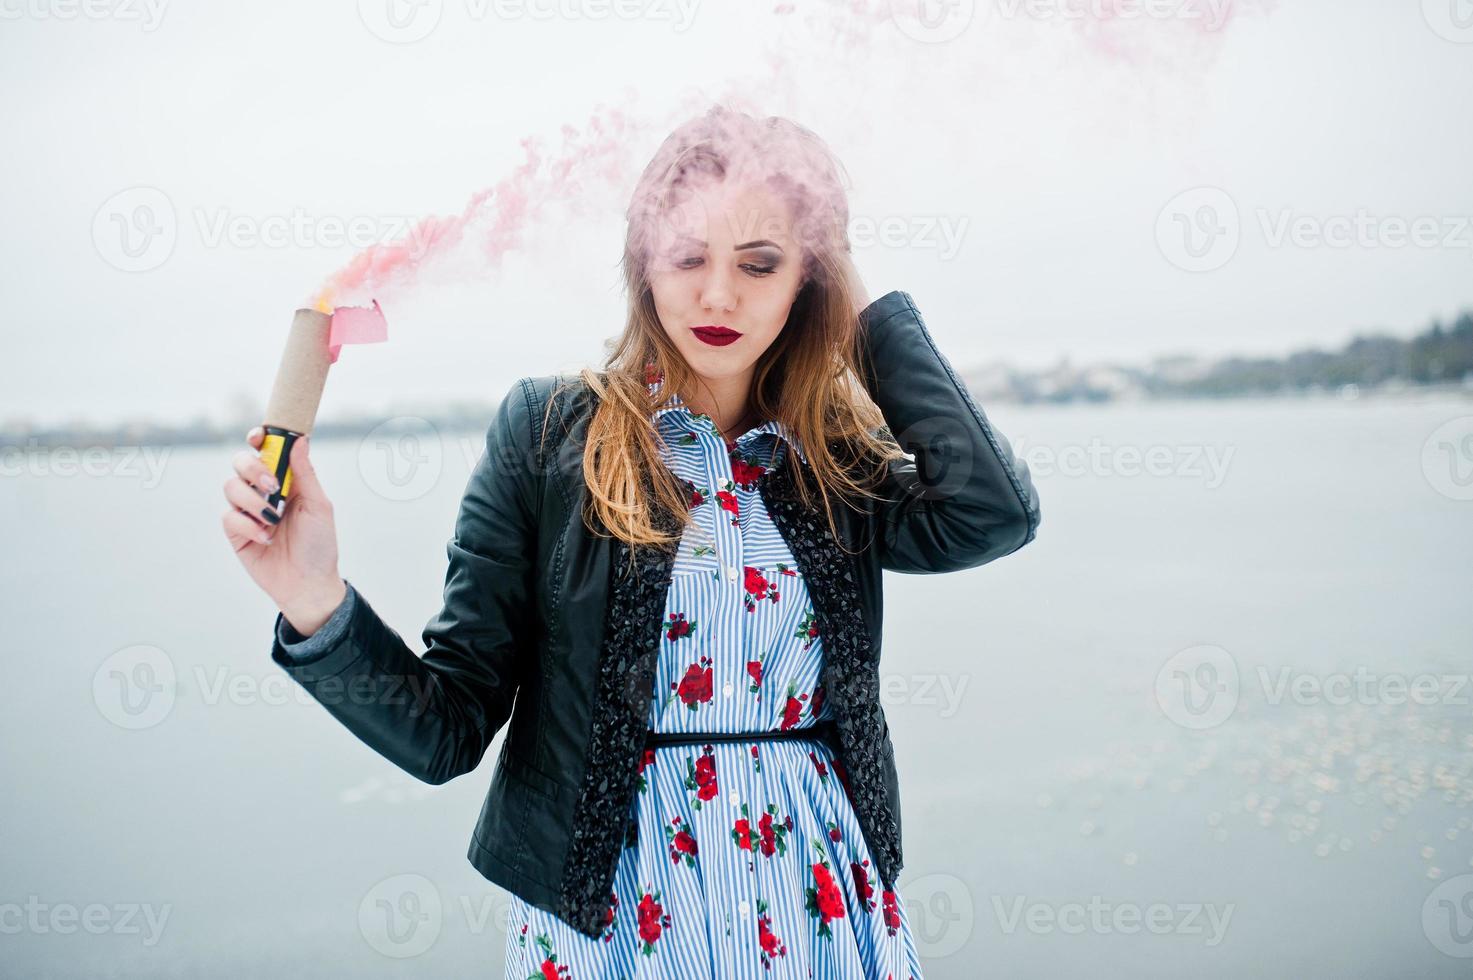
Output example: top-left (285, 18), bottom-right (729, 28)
top-left (675, 234), bottom-right (785, 252)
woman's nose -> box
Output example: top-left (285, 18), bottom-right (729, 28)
top-left (699, 267), bottom-right (736, 313)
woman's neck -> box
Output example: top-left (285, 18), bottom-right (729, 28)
top-left (681, 371), bottom-right (757, 441)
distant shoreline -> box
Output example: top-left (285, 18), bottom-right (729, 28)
top-left (5, 380), bottom-right (1471, 451)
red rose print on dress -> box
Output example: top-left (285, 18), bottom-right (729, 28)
top-left (518, 931), bottom-right (568, 978)
top-left (716, 482), bottom-right (740, 525)
top-left (679, 477), bottom-right (709, 511)
top-left (602, 891), bottom-right (618, 943)
top-left (731, 809), bottom-right (754, 854)
top-left (743, 565), bottom-right (781, 612)
top-left (730, 449), bottom-right (767, 489)
top-left (683, 745), bottom-right (719, 810)
top-left (794, 607), bottom-right (820, 650)
top-left (881, 889), bottom-right (901, 937)
top-left (850, 858), bottom-right (876, 913)
top-left (808, 749), bottom-right (830, 782)
top-left (637, 886), bottom-right (672, 955)
top-left (730, 802), bottom-right (793, 870)
top-left (665, 815), bottom-right (698, 868)
top-left (756, 897), bottom-right (788, 969)
top-left (756, 804), bottom-right (794, 858)
top-left (804, 837), bottom-right (848, 939)
top-left (777, 680), bottom-right (809, 730)
top-left (826, 820), bottom-right (843, 844)
top-left (636, 747), bottom-right (656, 793)
top-left (668, 654), bottom-right (712, 712)
top-left (809, 682), bottom-right (825, 720)
top-left (750, 743), bottom-right (762, 774)
top-left (665, 612), bottom-right (696, 642)
top-left (746, 652), bottom-right (764, 696)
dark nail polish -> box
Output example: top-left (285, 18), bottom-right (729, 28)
top-left (260, 507), bottom-right (281, 525)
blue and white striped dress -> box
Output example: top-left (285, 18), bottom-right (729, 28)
top-left (502, 377), bottom-right (925, 979)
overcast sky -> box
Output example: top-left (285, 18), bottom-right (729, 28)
top-left (3, 0), bottom-right (1471, 427)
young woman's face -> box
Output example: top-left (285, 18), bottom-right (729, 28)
top-left (646, 178), bottom-right (806, 386)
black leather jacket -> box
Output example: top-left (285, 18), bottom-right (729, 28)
top-left (269, 289), bottom-right (1041, 938)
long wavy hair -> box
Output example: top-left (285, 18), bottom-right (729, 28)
top-left (542, 104), bottom-right (905, 565)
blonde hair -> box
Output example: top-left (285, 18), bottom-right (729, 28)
top-left (544, 104), bottom-right (904, 567)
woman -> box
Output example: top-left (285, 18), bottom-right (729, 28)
top-left (222, 105), bottom-right (1040, 978)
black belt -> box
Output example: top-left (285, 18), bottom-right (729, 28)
top-left (645, 719), bottom-right (837, 749)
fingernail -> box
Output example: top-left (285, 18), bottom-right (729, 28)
top-left (260, 506), bottom-right (280, 525)
top-left (264, 475), bottom-right (280, 492)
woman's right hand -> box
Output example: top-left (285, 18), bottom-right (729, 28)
top-left (222, 428), bottom-right (347, 635)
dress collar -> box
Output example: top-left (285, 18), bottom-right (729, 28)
top-left (646, 371), bottom-right (808, 466)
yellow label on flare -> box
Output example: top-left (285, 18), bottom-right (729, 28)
top-left (259, 432), bottom-right (294, 498)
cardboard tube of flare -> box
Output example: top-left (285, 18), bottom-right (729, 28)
top-left (258, 308), bottom-right (332, 514)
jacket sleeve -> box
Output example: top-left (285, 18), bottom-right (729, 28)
top-left (268, 378), bottom-right (540, 784)
top-left (274, 580), bottom-right (358, 659)
top-left (856, 290), bottom-right (1040, 574)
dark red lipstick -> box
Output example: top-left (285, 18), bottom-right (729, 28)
top-left (691, 325), bottom-right (742, 347)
